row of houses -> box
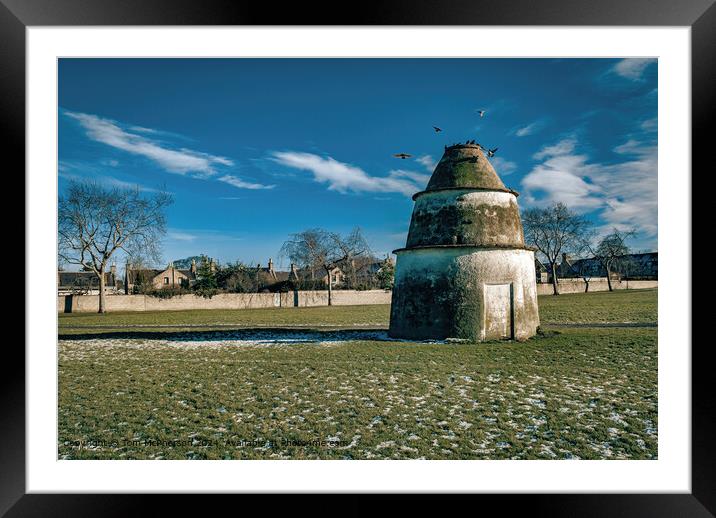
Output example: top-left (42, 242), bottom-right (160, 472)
top-left (58, 252), bottom-right (656, 294)
top-left (58, 256), bottom-right (394, 295)
top-left (534, 252), bottom-right (658, 283)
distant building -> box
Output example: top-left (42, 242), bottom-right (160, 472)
top-left (58, 265), bottom-right (121, 295)
top-left (255, 258), bottom-right (296, 292)
top-left (124, 260), bottom-right (199, 293)
top-left (558, 252), bottom-right (658, 280)
top-left (263, 262), bottom-right (343, 291)
top-left (351, 256), bottom-right (395, 285)
top-left (119, 255), bottom-right (398, 295)
top-left (288, 256), bottom-right (394, 290)
top-left (534, 258), bottom-right (549, 284)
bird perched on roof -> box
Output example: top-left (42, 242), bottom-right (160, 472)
top-left (476, 110), bottom-right (486, 117)
top-left (433, 126), bottom-right (442, 133)
top-left (393, 153), bottom-right (412, 159)
top-left (487, 148), bottom-right (498, 157)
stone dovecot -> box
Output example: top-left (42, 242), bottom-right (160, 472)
top-left (389, 142), bottom-right (540, 341)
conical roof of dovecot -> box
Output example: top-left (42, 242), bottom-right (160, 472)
top-left (423, 143), bottom-right (507, 194)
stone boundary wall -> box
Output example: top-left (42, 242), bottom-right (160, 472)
top-left (536, 279), bottom-right (658, 295)
top-left (58, 290), bottom-right (393, 313)
top-left (58, 282), bottom-right (656, 313)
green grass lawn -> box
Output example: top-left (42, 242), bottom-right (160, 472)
top-left (57, 288), bottom-right (658, 460)
top-left (58, 327), bottom-right (657, 460)
top-left (58, 288), bottom-right (657, 336)
top-left (537, 288), bottom-right (657, 324)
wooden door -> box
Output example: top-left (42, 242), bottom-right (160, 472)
top-left (484, 283), bottom-right (513, 340)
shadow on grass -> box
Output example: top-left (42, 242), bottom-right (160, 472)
top-left (58, 328), bottom-right (419, 344)
top-left (58, 327), bottom-right (576, 345)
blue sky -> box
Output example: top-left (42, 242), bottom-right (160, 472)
top-left (58, 58), bottom-right (657, 269)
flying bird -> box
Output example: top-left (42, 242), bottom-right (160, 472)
top-left (393, 153), bottom-right (413, 159)
top-left (433, 126), bottom-right (442, 133)
top-left (476, 110), bottom-right (486, 117)
top-left (487, 148), bottom-right (498, 157)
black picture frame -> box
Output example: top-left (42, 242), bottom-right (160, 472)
top-left (5, 0), bottom-right (709, 514)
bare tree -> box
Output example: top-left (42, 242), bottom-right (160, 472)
top-left (522, 202), bottom-right (592, 295)
top-left (280, 227), bottom-right (371, 305)
top-left (58, 180), bottom-right (173, 313)
top-left (569, 229), bottom-right (599, 292)
top-left (589, 228), bottom-right (635, 292)
top-left (615, 254), bottom-right (637, 289)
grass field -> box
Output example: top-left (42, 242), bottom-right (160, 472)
top-left (537, 288), bottom-right (657, 325)
top-left (58, 288), bottom-right (657, 460)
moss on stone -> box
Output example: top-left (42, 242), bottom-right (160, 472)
top-left (407, 198), bottom-right (524, 248)
top-left (426, 146), bottom-right (506, 191)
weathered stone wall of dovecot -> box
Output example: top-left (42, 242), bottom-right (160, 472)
top-left (390, 247), bottom-right (539, 341)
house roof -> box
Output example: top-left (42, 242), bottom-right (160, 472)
top-left (534, 258), bottom-right (548, 272)
top-left (126, 267), bottom-right (196, 283)
top-left (58, 271), bottom-right (114, 287)
top-left (561, 252), bottom-right (657, 277)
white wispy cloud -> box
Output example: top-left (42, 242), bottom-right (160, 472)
top-left (613, 139), bottom-right (650, 156)
top-left (532, 138), bottom-right (577, 160)
top-left (521, 153), bottom-right (603, 210)
top-left (416, 155), bottom-right (436, 172)
top-left (489, 156), bottom-right (518, 176)
top-left (521, 137), bottom-right (657, 238)
top-left (640, 118), bottom-right (658, 132)
top-left (513, 120), bottom-right (546, 137)
top-left (129, 125), bottom-right (159, 134)
top-left (64, 111), bottom-right (273, 190)
top-left (166, 231), bottom-right (197, 241)
top-left (218, 175), bottom-right (275, 190)
top-left (65, 111), bottom-right (232, 176)
top-left (612, 58), bottom-right (656, 80)
top-left (270, 151), bottom-right (427, 196)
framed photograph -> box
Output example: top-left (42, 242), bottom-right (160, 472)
top-left (7, 0), bottom-right (710, 513)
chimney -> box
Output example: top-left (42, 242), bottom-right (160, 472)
top-left (110, 264), bottom-right (117, 276)
top-left (268, 258), bottom-right (274, 272)
top-left (190, 259), bottom-right (197, 274)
